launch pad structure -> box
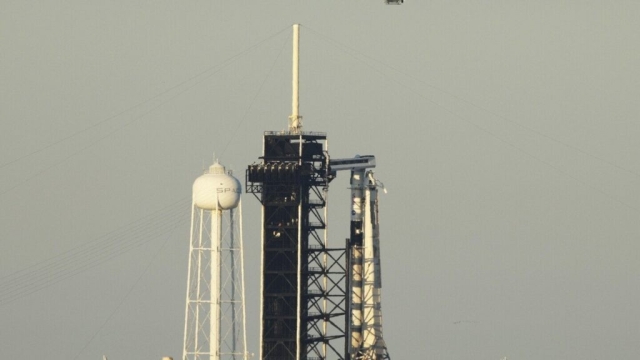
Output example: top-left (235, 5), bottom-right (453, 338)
top-left (247, 131), bottom-right (346, 359)
top-left (246, 25), bottom-right (391, 360)
top-left (180, 24), bottom-right (391, 360)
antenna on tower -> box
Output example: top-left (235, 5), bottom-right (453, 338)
top-left (288, 24), bottom-right (302, 133)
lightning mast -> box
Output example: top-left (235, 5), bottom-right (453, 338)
top-left (289, 24), bottom-right (302, 133)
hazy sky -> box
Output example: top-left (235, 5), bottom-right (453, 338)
top-left (1, 1), bottom-right (639, 359)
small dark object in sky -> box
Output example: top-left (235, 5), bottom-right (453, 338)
top-left (386, 0), bottom-right (404, 4)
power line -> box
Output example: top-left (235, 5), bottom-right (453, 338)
top-left (221, 33), bottom-right (290, 157)
top-left (0, 196), bottom-right (189, 282)
top-left (0, 210), bottom-right (185, 304)
top-left (71, 208), bottom-right (190, 360)
top-left (308, 28), bottom-right (640, 181)
top-left (0, 197), bottom-right (191, 305)
top-left (304, 26), bottom-right (640, 214)
top-left (1, 29), bottom-right (289, 197)
top-left (0, 25), bottom-right (290, 172)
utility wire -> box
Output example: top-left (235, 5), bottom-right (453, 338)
top-left (306, 26), bottom-right (640, 180)
top-left (0, 195), bottom-right (189, 282)
top-left (0, 26), bottom-right (290, 302)
top-left (0, 31), bottom-right (282, 197)
top-left (0, 197), bottom-right (191, 305)
top-left (304, 26), bottom-right (640, 214)
top-left (221, 33), bottom-right (290, 157)
top-left (0, 207), bottom-right (187, 302)
top-left (0, 210), bottom-right (185, 304)
top-left (0, 26), bottom-right (290, 172)
top-left (0, 197), bottom-right (187, 283)
top-left (70, 208), bottom-right (190, 360)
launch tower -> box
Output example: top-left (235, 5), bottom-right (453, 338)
top-left (246, 25), bottom-right (390, 360)
top-left (247, 25), bottom-right (347, 360)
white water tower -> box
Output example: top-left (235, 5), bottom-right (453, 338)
top-left (182, 161), bottom-right (248, 360)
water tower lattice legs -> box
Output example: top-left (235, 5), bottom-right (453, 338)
top-left (183, 202), bottom-right (248, 360)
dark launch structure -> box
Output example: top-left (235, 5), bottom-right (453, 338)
top-left (247, 132), bottom-right (347, 359)
top-left (246, 25), bottom-right (390, 360)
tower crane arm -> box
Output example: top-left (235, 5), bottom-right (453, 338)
top-left (329, 155), bottom-right (376, 173)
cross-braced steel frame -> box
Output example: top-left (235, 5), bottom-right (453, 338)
top-left (247, 132), bottom-right (346, 360)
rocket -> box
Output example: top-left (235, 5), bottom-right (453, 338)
top-left (330, 156), bottom-right (390, 360)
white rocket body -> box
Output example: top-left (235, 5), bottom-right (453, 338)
top-left (340, 159), bottom-right (389, 360)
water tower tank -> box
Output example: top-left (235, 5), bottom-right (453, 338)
top-left (192, 162), bottom-right (241, 210)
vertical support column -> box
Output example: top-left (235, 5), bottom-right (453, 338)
top-left (229, 208), bottom-right (236, 356)
top-left (295, 135), bottom-right (303, 360)
top-left (296, 197), bottom-right (303, 360)
top-left (183, 203), bottom-right (196, 360)
top-left (196, 208), bottom-right (205, 356)
top-left (322, 187), bottom-right (329, 359)
top-left (211, 209), bottom-right (222, 360)
top-left (238, 201), bottom-right (249, 360)
top-left (258, 200), bottom-right (265, 360)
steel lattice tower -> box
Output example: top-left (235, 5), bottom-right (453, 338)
top-left (247, 131), bottom-right (348, 360)
top-left (246, 24), bottom-right (348, 360)
top-left (246, 24), bottom-right (391, 360)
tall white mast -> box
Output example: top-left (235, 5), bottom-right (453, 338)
top-left (288, 24), bottom-right (302, 133)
